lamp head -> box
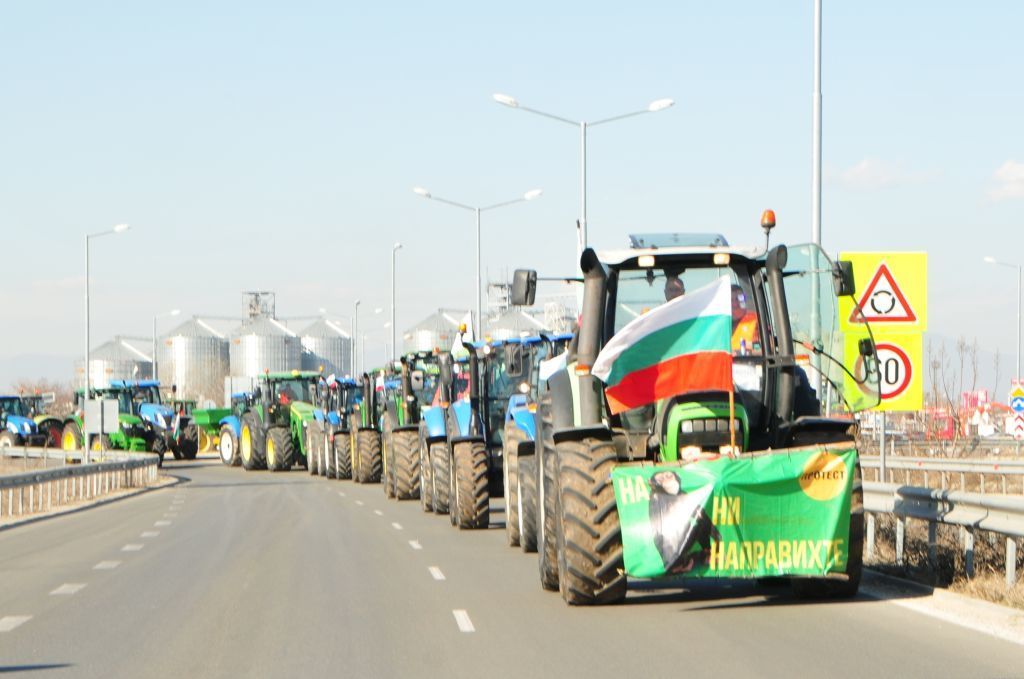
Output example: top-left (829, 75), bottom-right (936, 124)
top-left (523, 189), bottom-right (543, 201)
top-left (413, 186), bottom-right (431, 198)
top-left (493, 93), bottom-right (519, 108)
top-left (113, 223), bottom-right (130, 233)
top-left (648, 98), bottom-right (674, 113)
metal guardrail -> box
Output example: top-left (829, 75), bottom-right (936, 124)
top-left (863, 481), bottom-right (1023, 587)
top-left (861, 454), bottom-right (1024, 494)
top-left (0, 447), bottom-right (159, 521)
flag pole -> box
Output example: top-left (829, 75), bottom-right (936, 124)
top-left (729, 388), bottom-right (736, 453)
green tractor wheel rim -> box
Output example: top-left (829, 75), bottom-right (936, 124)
top-left (241, 426), bottom-right (252, 463)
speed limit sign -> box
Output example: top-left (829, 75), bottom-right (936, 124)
top-left (847, 332), bottom-right (923, 412)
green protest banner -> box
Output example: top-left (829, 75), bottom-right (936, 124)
top-left (611, 447), bottom-right (856, 579)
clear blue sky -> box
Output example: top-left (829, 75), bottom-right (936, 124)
top-left (1, 1), bottom-right (1022, 393)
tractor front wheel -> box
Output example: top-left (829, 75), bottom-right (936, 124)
top-left (518, 454), bottom-right (538, 553)
top-left (503, 422), bottom-right (525, 547)
top-left (555, 437), bottom-right (626, 606)
top-left (452, 440), bottom-right (489, 530)
top-left (240, 413), bottom-right (266, 471)
top-left (219, 425), bottom-right (239, 466)
top-left (335, 431), bottom-right (353, 480)
top-left (266, 427), bottom-right (294, 472)
top-left (356, 430), bottom-right (382, 484)
top-left (393, 430), bottom-right (419, 500)
top-left (430, 441), bottom-right (450, 514)
top-left (307, 424), bottom-right (320, 476)
top-left (180, 425), bottom-right (199, 460)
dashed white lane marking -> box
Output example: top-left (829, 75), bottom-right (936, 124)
top-left (122, 544), bottom-right (144, 552)
top-left (409, 540), bottom-right (422, 550)
top-left (172, 499), bottom-right (184, 504)
top-left (141, 531), bottom-right (160, 538)
top-left (164, 513), bottom-right (178, 518)
top-left (338, 491), bottom-right (346, 497)
top-left (94, 561), bottom-right (121, 570)
top-left (50, 583), bottom-right (86, 596)
top-left (452, 610), bottom-right (475, 633)
top-left (155, 521), bottom-right (171, 527)
top-left (392, 522), bottom-right (403, 530)
top-left (0, 616), bottom-right (31, 632)
top-left (429, 567), bottom-right (446, 581)
top-left (355, 501), bottom-right (364, 506)
top-left (374, 510), bottom-right (383, 516)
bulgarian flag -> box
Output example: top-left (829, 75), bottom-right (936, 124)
top-left (593, 276), bottom-right (733, 414)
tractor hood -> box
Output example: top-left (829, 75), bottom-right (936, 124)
top-left (290, 402), bottom-right (316, 422)
top-left (5, 415), bottom-right (37, 436)
top-left (138, 403), bottom-right (175, 431)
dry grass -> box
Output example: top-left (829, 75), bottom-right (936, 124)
top-left (867, 513), bottom-right (1024, 610)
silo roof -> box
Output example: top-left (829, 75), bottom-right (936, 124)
top-left (485, 310), bottom-right (548, 334)
top-left (91, 336), bottom-right (153, 362)
top-left (162, 318), bottom-right (227, 340)
top-left (300, 318), bottom-right (351, 339)
top-left (231, 316), bottom-right (297, 338)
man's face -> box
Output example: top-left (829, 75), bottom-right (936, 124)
top-left (664, 276), bottom-right (685, 301)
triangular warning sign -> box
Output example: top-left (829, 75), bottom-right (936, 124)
top-left (849, 263), bottom-right (917, 324)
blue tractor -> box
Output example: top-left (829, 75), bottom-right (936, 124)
top-left (216, 392), bottom-right (252, 466)
top-left (309, 376), bottom-right (360, 480)
top-left (0, 395), bottom-right (49, 448)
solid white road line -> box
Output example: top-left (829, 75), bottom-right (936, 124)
top-left (409, 540), bottom-right (422, 550)
top-left (141, 531), bottom-right (160, 538)
top-left (93, 561), bottom-right (121, 570)
top-left (429, 567), bottom-right (446, 581)
top-left (0, 616), bottom-right (31, 632)
top-left (452, 610), bottom-right (475, 633)
top-left (50, 584), bottom-right (86, 596)
top-left (121, 544), bottom-right (144, 552)
top-left (392, 522), bottom-right (403, 530)
top-left (155, 521), bottom-right (171, 527)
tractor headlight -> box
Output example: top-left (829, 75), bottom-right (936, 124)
top-left (518, 382), bottom-right (530, 394)
top-left (680, 420), bottom-right (693, 433)
top-left (21, 422), bottom-right (32, 434)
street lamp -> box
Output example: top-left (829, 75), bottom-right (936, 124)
top-left (413, 186), bottom-right (542, 337)
top-left (152, 309), bottom-right (180, 386)
top-left (85, 223), bottom-right (130, 395)
top-left (353, 300), bottom-right (361, 376)
top-left (493, 92), bottom-right (673, 270)
top-left (392, 242), bottom-right (402, 362)
top-left (985, 256), bottom-right (1022, 380)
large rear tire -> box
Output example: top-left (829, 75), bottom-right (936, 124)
top-left (324, 430), bottom-right (337, 478)
top-left (419, 435), bottom-right (433, 512)
top-left (430, 441), bottom-right (450, 514)
top-left (266, 426), bottom-right (294, 472)
top-left (307, 424), bottom-right (320, 476)
top-left (393, 430), bottom-right (420, 500)
top-left (555, 437), bottom-right (626, 606)
top-left (40, 421), bottom-right (62, 448)
top-left (452, 440), bottom-right (489, 529)
top-left (180, 425), bottom-right (199, 460)
top-left (61, 422), bottom-right (83, 452)
top-left (356, 430), bottom-right (382, 484)
top-left (792, 461), bottom-right (864, 599)
top-left (335, 430), bottom-right (353, 480)
top-left (537, 396), bottom-right (560, 590)
top-left (240, 413), bottom-right (266, 471)
top-left (503, 422), bottom-right (525, 547)
top-left (518, 454), bottom-right (538, 553)
top-left (219, 425), bottom-right (239, 466)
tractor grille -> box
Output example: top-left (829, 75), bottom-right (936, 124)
top-left (678, 418), bottom-right (741, 453)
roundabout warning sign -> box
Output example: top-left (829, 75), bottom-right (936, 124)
top-left (840, 252), bottom-right (927, 332)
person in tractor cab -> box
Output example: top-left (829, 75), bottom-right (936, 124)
top-left (278, 385), bottom-right (297, 406)
top-left (730, 284), bottom-right (761, 356)
top-left (663, 271), bottom-right (685, 301)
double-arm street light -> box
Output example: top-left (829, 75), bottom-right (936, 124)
top-left (392, 243), bottom-right (403, 362)
top-left (413, 187), bottom-right (542, 338)
top-left (492, 93), bottom-right (673, 270)
top-left (85, 223), bottom-right (131, 394)
top-left (985, 256), bottom-right (1023, 380)
top-left (152, 309), bottom-right (181, 384)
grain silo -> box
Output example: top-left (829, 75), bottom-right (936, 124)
top-left (158, 318), bottom-right (230, 402)
top-left (229, 316), bottom-right (301, 378)
top-left (403, 309), bottom-right (469, 354)
top-left (300, 319), bottom-right (352, 377)
top-left (75, 336), bottom-right (153, 390)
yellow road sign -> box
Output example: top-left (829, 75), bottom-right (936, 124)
top-left (839, 252), bottom-right (927, 332)
top-left (844, 330), bottom-right (923, 412)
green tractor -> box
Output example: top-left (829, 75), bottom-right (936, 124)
top-left (237, 371), bottom-right (319, 472)
top-left (511, 227), bottom-right (880, 605)
top-left (350, 372), bottom-right (383, 484)
top-left (381, 354), bottom-right (440, 501)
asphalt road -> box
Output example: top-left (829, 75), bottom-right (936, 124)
top-left (0, 458), bottom-right (1020, 678)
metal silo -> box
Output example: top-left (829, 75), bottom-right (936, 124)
top-left (403, 309), bottom-right (469, 354)
top-left (229, 316), bottom-right (301, 378)
top-left (485, 310), bottom-right (548, 342)
top-left (75, 336), bottom-right (153, 390)
top-left (158, 318), bottom-right (230, 403)
top-left (300, 319), bottom-right (352, 377)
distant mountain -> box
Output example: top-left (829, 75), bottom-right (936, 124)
top-left (0, 355), bottom-right (75, 392)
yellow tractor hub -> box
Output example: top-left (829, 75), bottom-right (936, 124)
top-left (62, 430), bottom-right (76, 451)
top-left (267, 437), bottom-right (277, 467)
top-left (198, 429), bottom-right (212, 453)
top-left (240, 426), bottom-right (252, 463)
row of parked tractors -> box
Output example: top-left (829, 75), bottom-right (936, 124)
top-left (216, 227), bottom-right (882, 606)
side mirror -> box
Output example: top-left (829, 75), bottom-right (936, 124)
top-left (511, 269), bottom-right (537, 306)
top-left (834, 260), bottom-right (856, 297)
top-left (410, 370), bottom-right (424, 392)
top-left (858, 337), bottom-right (875, 357)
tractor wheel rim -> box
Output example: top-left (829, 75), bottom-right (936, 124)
top-left (220, 434), bottom-right (233, 463)
top-left (241, 427), bottom-right (251, 463)
top-left (267, 438), bottom-right (276, 467)
top-left (62, 431), bottom-right (76, 451)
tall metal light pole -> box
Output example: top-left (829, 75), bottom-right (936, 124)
top-left (85, 223), bottom-right (130, 395)
top-left (392, 242), bottom-right (402, 362)
top-left (353, 299), bottom-right (361, 376)
top-left (152, 309), bottom-right (180, 385)
top-left (492, 93), bottom-right (673, 270)
top-left (413, 187), bottom-right (542, 338)
top-left (985, 257), bottom-right (1022, 380)
top-left (812, 0), bottom-right (822, 247)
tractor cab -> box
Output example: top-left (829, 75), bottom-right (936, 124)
top-left (0, 395), bottom-right (47, 447)
top-left (238, 370), bottom-right (320, 472)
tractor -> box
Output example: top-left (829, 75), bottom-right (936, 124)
top-left (510, 226), bottom-right (881, 605)
top-left (213, 392), bottom-right (251, 467)
top-left (308, 376), bottom-right (360, 480)
top-left (237, 371), bottom-right (319, 472)
top-left (18, 393), bottom-right (63, 448)
top-left (350, 372), bottom-right (383, 484)
top-left (60, 381), bottom-right (177, 464)
top-left (380, 353), bottom-right (439, 501)
top-left (0, 395), bottom-right (49, 448)
top-left (166, 397), bottom-right (202, 460)
top-left (497, 333), bottom-right (574, 549)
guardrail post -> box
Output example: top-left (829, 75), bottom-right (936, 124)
top-left (964, 528), bottom-right (975, 578)
top-left (927, 521), bottom-right (937, 570)
top-left (866, 514), bottom-right (876, 560)
top-left (960, 472), bottom-right (965, 490)
top-left (895, 517), bottom-right (906, 567)
top-left (1007, 539), bottom-right (1018, 588)
top-left (980, 473), bottom-right (986, 494)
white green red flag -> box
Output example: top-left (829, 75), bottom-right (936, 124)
top-left (592, 276), bottom-right (733, 414)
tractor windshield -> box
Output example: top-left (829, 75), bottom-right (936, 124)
top-left (781, 244), bottom-right (880, 414)
top-left (0, 398), bottom-right (28, 418)
top-left (132, 386), bottom-right (161, 405)
top-left (451, 362), bottom-right (471, 401)
top-left (270, 379), bottom-right (313, 405)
